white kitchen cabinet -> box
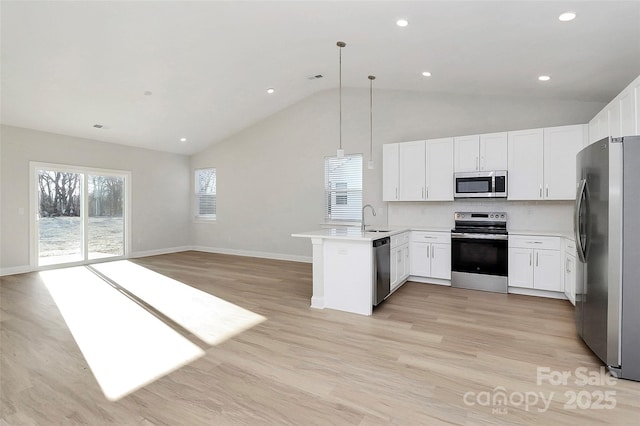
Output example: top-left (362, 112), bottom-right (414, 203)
top-left (382, 143), bottom-right (399, 201)
top-left (426, 137), bottom-right (454, 201)
top-left (410, 231), bottom-right (451, 280)
top-left (543, 125), bottom-right (587, 200)
top-left (454, 133), bottom-right (507, 172)
top-left (564, 239), bottom-right (577, 305)
top-left (588, 73), bottom-right (640, 144)
top-left (399, 140), bottom-right (426, 201)
top-left (507, 128), bottom-right (544, 200)
top-left (508, 125), bottom-right (585, 201)
top-left (383, 138), bottom-right (453, 202)
top-left (391, 232), bottom-right (410, 292)
top-left (508, 235), bottom-right (562, 292)
top-left (454, 135), bottom-right (480, 172)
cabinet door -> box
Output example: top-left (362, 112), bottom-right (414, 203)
top-left (382, 144), bottom-right (399, 201)
top-left (454, 135), bottom-right (479, 172)
top-left (479, 132), bottom-right (508, 171)
top-left (399, 141), bottom-right (426, 200)
top-left (533, 249), bottom-right (562, 292)
top-left (402, 245), bottom-right (411, 281)
top-left (635, 80), bottom-right (640, 135)
top-left (410, 242), bottom-right (431, 277)
top-left (564, 254), bottom-right (576, 305)
top-left (390, 246), bottom-right (400, 289)
top-left (543, 125), bottom-right (586, 200)
top-left (619, 88), bottom-right (635, 137)
top-left (609, 101), bottom-right (621, 138)
top-left (508, 248), bottom-right (534, 288)
top-left (426, 137), bottom-right (454, 201)
top-left (430, 243), bottom-right (451, 280)
top-left (507, 128), bottom-right (544, 200)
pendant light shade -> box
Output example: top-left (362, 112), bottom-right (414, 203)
top-left (368, 75), bottom-right (376, 169)
top-left (337, 41), bottom-right (346, 158)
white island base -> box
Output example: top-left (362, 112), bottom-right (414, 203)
top-left (292, 228), bottom-right (407, 316)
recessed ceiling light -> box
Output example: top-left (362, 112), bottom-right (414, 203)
top-left (422, 71), bottom-right (432, 77)
top-left (558, 12), bottom-right (576, 22)
top-left (143, 90), bottom-right (153, 96)
top-left (538, 75), bottom-right (551, 81)
top-left (93, 124), bottom-right (103, 129)
top-left (180, 137), bottom-right (187, 142)
top-left (396, 19), bottom-right (409, 27)
top-left (266, 88), bottom-right (275, 94)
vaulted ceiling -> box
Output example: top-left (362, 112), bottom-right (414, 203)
top-left (2, 1), bottom-right (639, 155)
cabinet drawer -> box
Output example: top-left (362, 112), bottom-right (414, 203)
top-left (509, 235), bottom-right (561, 250)
top-left (411, 231), bottom-right (450, 244)
top-left (391, 232), bottom-right (410, 248)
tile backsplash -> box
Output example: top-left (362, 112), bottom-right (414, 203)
top-left (388, 200), bottom-right (574, 234)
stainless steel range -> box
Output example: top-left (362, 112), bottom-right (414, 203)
top-left (451, 211), bottom-right (508, 293)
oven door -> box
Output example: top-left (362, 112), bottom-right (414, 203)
top-left (451, 233), bottom-right (508, 276)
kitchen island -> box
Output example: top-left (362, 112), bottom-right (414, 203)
top-left (292, 228), bottom-right (408, 315)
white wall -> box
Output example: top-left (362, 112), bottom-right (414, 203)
top-left (191, 88), bottom-right (603, 258)
top-left (0, 125), bottom-right (191, 273)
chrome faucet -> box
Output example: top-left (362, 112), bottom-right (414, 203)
top-left (361, 204), bottom-right (376, 231)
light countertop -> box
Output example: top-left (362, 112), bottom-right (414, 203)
top-left (292, 227), bottom-right (410, 242)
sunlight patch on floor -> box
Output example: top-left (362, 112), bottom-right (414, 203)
top-left (41, 267), bottom-right (205, 401)
top-left (92, 260), bottom-right (267, 345)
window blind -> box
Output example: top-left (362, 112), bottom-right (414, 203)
top-left (195, 168), bottom-right (216, 219)
top-left (324, 154), bottom-right (363, 222)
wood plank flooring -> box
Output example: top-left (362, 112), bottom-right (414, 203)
top-left (2, 251), bottom-right (639, 425)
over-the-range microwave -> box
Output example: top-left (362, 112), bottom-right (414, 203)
top-left (454, 171), bottom-right (507, 199)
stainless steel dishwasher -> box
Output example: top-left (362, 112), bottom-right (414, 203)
top-left (373, 237), bottom-right (391, 306)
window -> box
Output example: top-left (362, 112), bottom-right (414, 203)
top-left (324, 154), bottom-right (362, 222)
top-left (195, 168), bottom-right (216, 220)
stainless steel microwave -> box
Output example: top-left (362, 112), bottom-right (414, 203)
top-left (454, 171), bottom-right (507, 198)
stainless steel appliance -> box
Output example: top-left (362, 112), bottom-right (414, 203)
top-left (373, 237), bottom-right (391, 306)
top-left (451, 211), bottom-right (508, 293)
top-left (454, 170), bottom-right (507, 199)
top-left (575, 135), bottom-right (640, 381)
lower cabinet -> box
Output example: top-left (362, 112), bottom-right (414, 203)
top-left (390, 232), bottom-right (410, 292)
top-left (508, 235), bottom-right (562, 292)
top-left (410, 231), bottom-right (451, 280)
top-left (564, 239), bottom-right (577, 305)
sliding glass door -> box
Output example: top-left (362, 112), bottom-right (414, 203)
top-left (33, 163), bottom-right (129, 267)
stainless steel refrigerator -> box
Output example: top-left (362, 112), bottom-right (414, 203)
top-left (574, 135), bottom-right (640, 381)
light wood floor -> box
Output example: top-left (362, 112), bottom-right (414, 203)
top-left (2, 251), bottom-right (639, 425)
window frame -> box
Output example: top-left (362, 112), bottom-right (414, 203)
top-left (194, 167), bottom-right (217, 222)
top-left (324, 154), bottom-right (363, 224)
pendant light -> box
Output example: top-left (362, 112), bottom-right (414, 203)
top-left (368, 75), bottom-right (376, 169)
top-left (336, 41), bottom-right (346, 158)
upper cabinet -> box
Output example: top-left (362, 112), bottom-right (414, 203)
top-left (543, 125), bottom-right (587, 200)
top-left (383, 138), bottom-right (453, 202)
top-left (507, 124), bottom-right (586, 201)
top-left (588, 73), bottom-right (640, 144)
top-left (454, 132), bottom-right (507, 172)
top-left (399, 140), bottom-right (426, 201)
top-left (426, 138), bottom-right (454, 201)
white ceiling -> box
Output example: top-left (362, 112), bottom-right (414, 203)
top-left (2, 1), bottom-right (640, 155)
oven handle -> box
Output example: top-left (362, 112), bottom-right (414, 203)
top-left (451, 233), bottom-right (508, 241)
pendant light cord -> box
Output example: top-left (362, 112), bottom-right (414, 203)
top-left (338, 42), bottom-right (344, 151)
top-left (368, 75), bottom-right (376, 161)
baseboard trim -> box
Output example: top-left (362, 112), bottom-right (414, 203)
top-left (0, 265), bottom-right (32, 277)
top-left (408, 276), bottom-right (452, 286)
top-left (129, 246), bottom-right (192, 258)
top-left (311, 296), bottom-right (325, 309)
top-left (191, 246), bottom-right (311, 263)
top-left (508, 287), bottom-right (568, 300)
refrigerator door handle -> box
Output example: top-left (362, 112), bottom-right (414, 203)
top-left (574, 178), bottom-right (588, 263)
